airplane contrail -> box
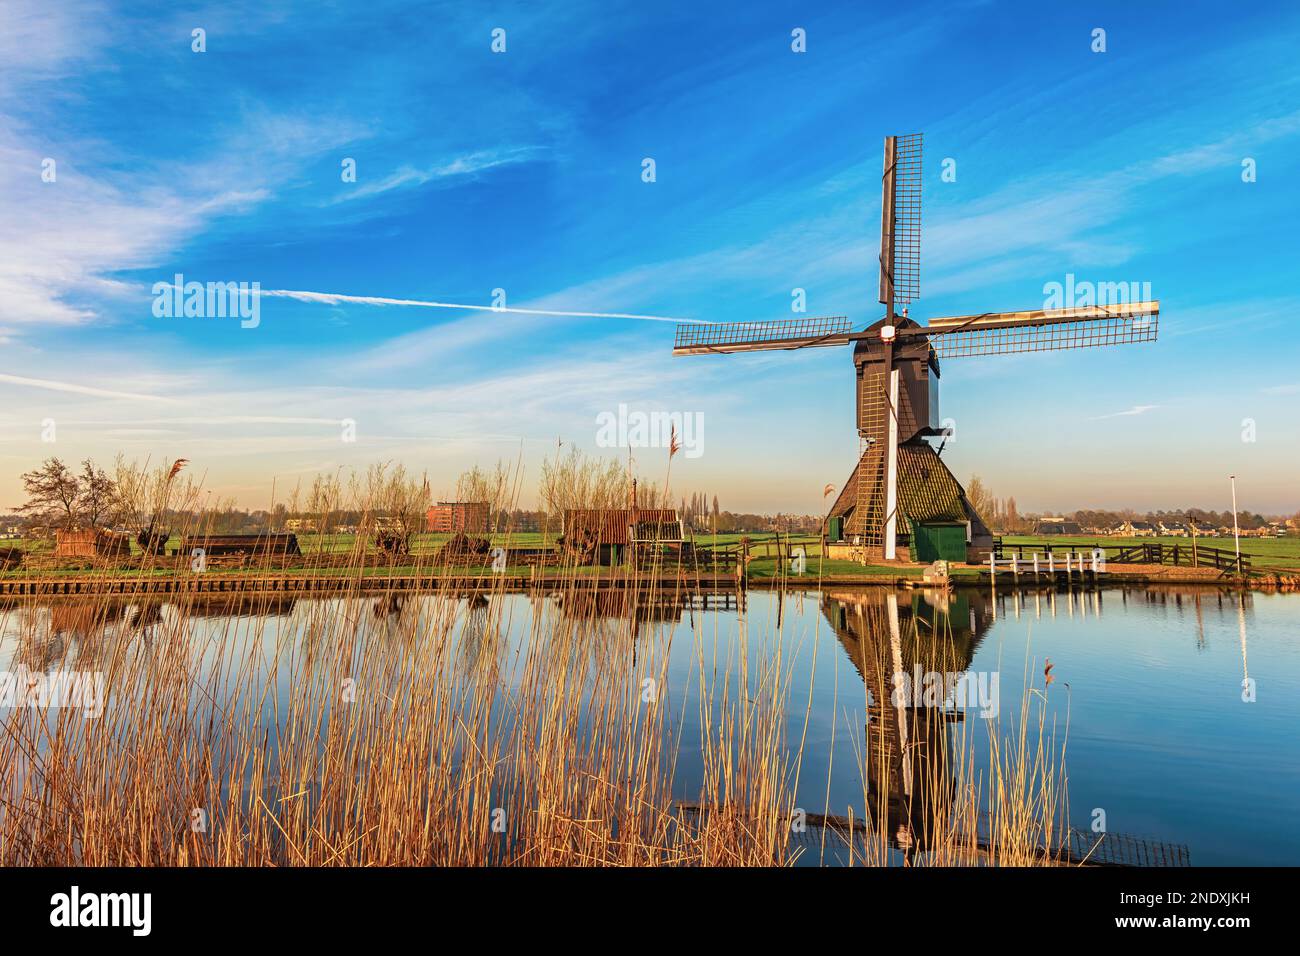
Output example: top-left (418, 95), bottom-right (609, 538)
top-left (258, 288), bottom-right (704, 324)
top-left (0, 373), bottom-right (175, 403)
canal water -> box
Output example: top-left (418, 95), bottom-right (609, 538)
top-left (2, 586), bottom-right (1296, 865)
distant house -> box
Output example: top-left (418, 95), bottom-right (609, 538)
top-left (426, 502), bottom-right (489, 534)
top-left (1158, 520), bottom-right (1190, 537)
top-left (562, 508), bottom-right (683, 565)
top-left (1121, 520), bottom-right (1157, 537)
top-left (1035, 518), bottom-right (1082, 535)
top-left (284, 518), bottom-right (317, 532)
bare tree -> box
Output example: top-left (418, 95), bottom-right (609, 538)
top-left (966, 474), bottom-right (995, 522)
top-left (361, 463), bottom-right (429, 555)
top-left (538, 448), bottom-right (627, 516)
top-left (18, 458), bottom-right (81, 530)
top-left (305, 471), bottom-right (343, 534)
top-left (456, 462), bottom-right (516, 532)
top-left (77, 459), bottom-right (116, 529)
top-left (114, 457), bottom-right (195, 554)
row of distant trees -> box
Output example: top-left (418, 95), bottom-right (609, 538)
top-left (966, 474), bottom-right (1289, 533)
top-left (8, 457), bottom-right (1291, 540)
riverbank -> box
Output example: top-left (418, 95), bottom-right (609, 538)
top-left (1, 563), bottom-right (1293, 597)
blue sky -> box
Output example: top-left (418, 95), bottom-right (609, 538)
top-left (1, 0), bottom-right (1298, 514)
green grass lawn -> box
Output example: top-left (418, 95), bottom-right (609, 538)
top-left (1001, 534), bottom-right (1300, 570)
top-left (746, 556), bottom-right (920, 579)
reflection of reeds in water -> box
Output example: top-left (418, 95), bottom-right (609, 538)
top-left (1, 561), bottom-right (781, 865)
top-left (1, 477), bottom-right (1070, 867)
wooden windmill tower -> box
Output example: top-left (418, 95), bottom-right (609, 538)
top-left (673, 133), bottom-right (1160, 563)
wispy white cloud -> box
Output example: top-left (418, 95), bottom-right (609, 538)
top-left (924, 108), bottom-right (1300, 302)
top-left (0, 372), bottom-right (175, 403)
top-left (333, 148), bottom-right (543, 202)
top-left (260, 288), bottom-right (696, 323)
top-left (0, 0), bottom-right (110, 86)
top-left (1090, 404), bottom-right (1161, 420)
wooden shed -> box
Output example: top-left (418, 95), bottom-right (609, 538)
top-left (54, 529), bottom-right (131, 558)
top-left (178, 533), bottom-right (301, 563)
top-left (562, 508), bottom-right (683, 566)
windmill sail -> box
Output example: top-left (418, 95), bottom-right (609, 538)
top-left (914, 301), bottom-right (1159, 358)
top-left (879, 133), bottom-right (923, 313)
top-left (672, 316), bottom-right (853, 355)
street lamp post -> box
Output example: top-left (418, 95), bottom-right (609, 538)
top-left (1229, 475), bottom-right (1242, 575)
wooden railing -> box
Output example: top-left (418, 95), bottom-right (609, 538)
top-left (993, 539), bottom-right (1250, 573)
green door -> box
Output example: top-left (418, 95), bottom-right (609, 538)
top-left (913, 523), bottom-right (966, 562)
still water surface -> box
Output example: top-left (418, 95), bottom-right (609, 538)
top-left (2, 586), bottom-right (1296, 865)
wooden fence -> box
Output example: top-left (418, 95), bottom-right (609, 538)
top-left (994, 539), bottom-right (1250, 573)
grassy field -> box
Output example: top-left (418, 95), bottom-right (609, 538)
top-left (9, 529), bottom-right (1295, 579)
top-left (1002, 534), bottom-right (1300, 570)
top-left (6, 529), bottom-right (818, 555)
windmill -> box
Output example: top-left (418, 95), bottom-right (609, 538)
top-left (672, 133), bottom-right (1159, 563)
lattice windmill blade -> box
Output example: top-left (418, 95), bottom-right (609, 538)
top-left (911, 301), bottom-right (1159, 358)
top-left (879, 133), bottom-right (923, 313)
top-left (672, 316), bottom-right (854, 355)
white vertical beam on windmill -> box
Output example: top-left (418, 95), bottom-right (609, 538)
top-left (883, 365), bottom-right (899, 560)
top-left (878, 135), bottom-right (899, 560)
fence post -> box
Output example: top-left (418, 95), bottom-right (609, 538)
top-left (1033, 553), bottom-right (1039, 575)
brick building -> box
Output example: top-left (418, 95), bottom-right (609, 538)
top-left (426, 502), bottom-right (489, 534)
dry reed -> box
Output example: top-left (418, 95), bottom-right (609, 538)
top-left (0, 467), bottom-right (1071, 867)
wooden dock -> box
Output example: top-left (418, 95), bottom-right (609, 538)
top-left (0, 571), bottom-right (748, 598)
